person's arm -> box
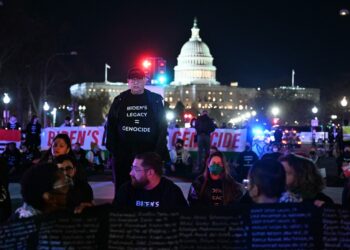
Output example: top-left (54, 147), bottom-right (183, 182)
top-left (106, 96), bottom-right (120, 155)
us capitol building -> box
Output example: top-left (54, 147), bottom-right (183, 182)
top-left (70, 18), bottom-right (320, 124)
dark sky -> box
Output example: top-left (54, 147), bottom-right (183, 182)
top-left (2, 0), bottom-right (350, 92)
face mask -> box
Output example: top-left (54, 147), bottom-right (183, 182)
top-left (208, 164), bottom-right (224, 175)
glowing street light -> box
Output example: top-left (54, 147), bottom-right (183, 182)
top-left (166, 111), bottom-right (175, 121)
top-left (340, 9), bottom-right (349, 16)
top-left (3, 93), bottom-right (10, 104)
top-left (341, 97), bottom-right (348, 107)
top-left (43, 101), bottom-right (50, 127)
top-left (50, 107), bottom-right (57, 127)
top-left (2, 93), bottom-right (10, 126)
top-left (271, 106), bottom-right (280, 117)
top-left (312, 106), bottom-right (318, 114)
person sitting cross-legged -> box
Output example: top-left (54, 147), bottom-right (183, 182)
top-left (114, 152), bottom-right (188, 209)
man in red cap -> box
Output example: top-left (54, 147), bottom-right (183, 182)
top-left (106, 67), bottom-right (169, 202)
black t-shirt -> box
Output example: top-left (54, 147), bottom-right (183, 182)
top-left (209, 179), bottom-right (224, 207)
top-left (115, 177), bottom-right (188, 209)
top-left (117, 92), bottom-right (157, 150)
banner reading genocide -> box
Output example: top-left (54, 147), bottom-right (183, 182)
top-left (40, 127), bottom-right (247, 152)
top-left (167, 128), bottom-right (247, 152)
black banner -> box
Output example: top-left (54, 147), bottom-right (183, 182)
top-left (1, 203), bottom-right (349, 249)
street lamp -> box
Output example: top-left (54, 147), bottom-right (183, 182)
top-left (50, 108), bottom-right (57, 127)
top-left (43, 101), bottom-right (50, 128)
top-left (341, 96), bottom-right (348, 108)
top-left (312, 106), bottom-right (318, 114)
top-left (271, 106), bottom-right (280, 117)
top-left (2, 93), bottom-right (10, 126)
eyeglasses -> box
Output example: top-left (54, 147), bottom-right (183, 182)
top-left (130, 165), bottom-right (150, 172)
top-left (58, 165), bottom-right (75, 172)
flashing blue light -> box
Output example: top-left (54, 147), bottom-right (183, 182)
top-left (252, 127), bottom-right (263, 136)
top-left (158, 75), bottom-right (167, 84)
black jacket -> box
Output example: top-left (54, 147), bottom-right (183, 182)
top-left (106, 89), bottom-right (169, 161)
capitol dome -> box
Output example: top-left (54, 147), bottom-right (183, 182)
top-left (172, 18), bottom-right (219, 86)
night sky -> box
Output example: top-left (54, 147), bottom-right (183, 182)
top-left (1, 0), bottom-right (350, 95)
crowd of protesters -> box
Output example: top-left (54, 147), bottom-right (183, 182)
top-left (0, 67), bottom-right (349, 237)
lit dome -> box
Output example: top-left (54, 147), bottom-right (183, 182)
top-left (172, 18), bottom-right (219, 86)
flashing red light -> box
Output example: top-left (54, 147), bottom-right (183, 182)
top-left (142, 60), bottom-right (151, 69)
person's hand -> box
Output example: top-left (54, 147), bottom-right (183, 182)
top-left (74, 202), bottom-right (94, 214)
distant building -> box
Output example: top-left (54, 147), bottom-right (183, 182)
top-left (266, 86), bottom-right (320, 103)
top-left (70, 18), bottom-right (320, 125)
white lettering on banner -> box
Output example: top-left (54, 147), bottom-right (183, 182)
top-left (167, 128), bottom-right (247, 152)
top-left (41, 127), bottom-right (105, 150)
top-left (122, 126), bottom-right (150, 132)
top-left (126, 112), bottom-right (147, 117)
top-left (127, 105), bottom-right (148, 111)
top-left (41, 127), bottom-right (246, 152)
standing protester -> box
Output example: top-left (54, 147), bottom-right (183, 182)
top-left (106, 67), bottom-right (169, 199)
top-left (6, 115), bottom-right (21, 130)
top-left (60, 116), bottom-right (72, 127)
top-left (114, 152), bottom-right (188, 209)
top-left (195, 110), bottom-right (216, 171)
top-left (25, 115), bottom-right (42, 149)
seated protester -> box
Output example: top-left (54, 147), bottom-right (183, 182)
top-left (20, 143), bottom-right (41, 170)
top-left (86, 142), bottom-right (105, 172)
top-left (55, 155), bottom-right (94, 213)
top-left (72, 142), bottom-right (89, 170)
top-left (261, 144), bottom-right (283, 161)
top-left (14, 163), bottom-right (72, 219)
top-left (114, 152), bottom-right (188, 209)
top-left (336, 146), bottom-right (350, 178)
top-left (2, 142), bottom-right (21, 175)
top-left (187, 151), bottom-right (243, 208)
top-left (279, 154), bottom-right (333, 205)
top-left (169, 138), bottom-right (192, 177)
top-left (235, 143), bottom-right (259, 183)
top-left (247, 159), bottom-right (286, 203)
top-left (40, 133), bottom-right (87, 181)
